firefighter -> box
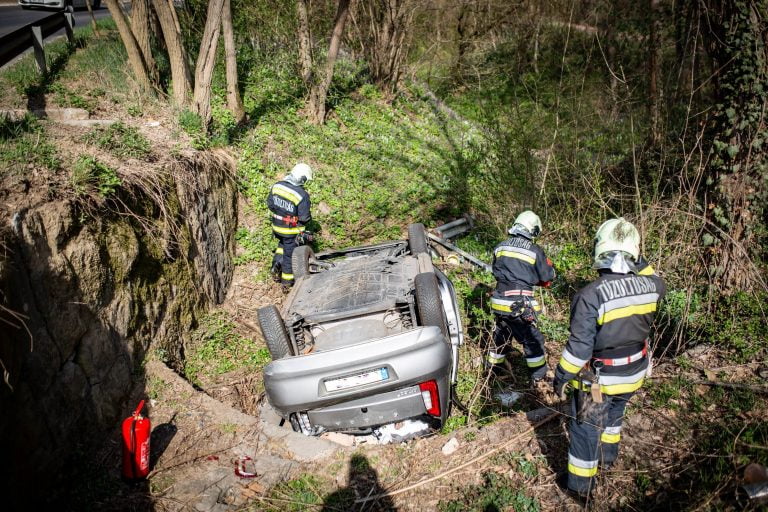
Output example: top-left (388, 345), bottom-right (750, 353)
top-left (267, 163), bottom-right (313, 289)
top-left (553, 217), bottom-right (666, 500)
top-left (489, 210), bottom-right (556, 385)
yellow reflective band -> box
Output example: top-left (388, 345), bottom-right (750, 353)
top-left (496, 250), bottom-right (536, 265)
top-left (568, 463), bottom-right (598, 478)
top-left (487, 354), bottom-right (505, 364)
top-left (272, 184), bottom-right (302, 204)
top-left (272, 225), bottom-right (302, 235)
top-left (558, 357), bottom-right (583, 375)
top-left (569, 378), bottom-right (645, 395)
top-left (275, 247), bottom-right (284, 255)
top-left (281, 273), bottom-right (294, 281)
top-left (491, 303), bottom-right (513, 312)
top-left (533, 304), bottom-right (542, 312)
top-left (598, 303), bottom-right (657, 325)
top-left (601, 432), bottom-right (621, 444)
top-left (638, 265), bottom-right (655, 276)
top-left (526, 358), bottom-right (546, 368)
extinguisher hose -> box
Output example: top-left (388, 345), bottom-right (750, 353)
top-left (130, 418), bottom-right (138, 478)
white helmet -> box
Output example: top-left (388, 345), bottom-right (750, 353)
top-left (289, 163), bottom-right (313, 184)
top-left (508, 210), bottom-right (542, 238)
top-left (593, 218), bottom-right (640, 261)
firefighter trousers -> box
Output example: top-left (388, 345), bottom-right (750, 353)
top-left (491, 314), bottom-right (548, 380)
top-left (566, 390), bottom-right (633, 494)
top-left (271, 233), bottom-right (297, 285)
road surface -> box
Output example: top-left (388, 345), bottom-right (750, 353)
top-left (0, 4), bottom-right (111, 39)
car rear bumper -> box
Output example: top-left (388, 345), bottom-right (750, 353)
top-left (264, 326), bottom-right (452, 429)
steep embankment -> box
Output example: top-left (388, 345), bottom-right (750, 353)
top-left (0, 118), bottom-right (237, 503)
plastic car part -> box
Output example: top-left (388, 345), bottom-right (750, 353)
top-left (257, 305), bottom-right (295, 359)
top-left (414, 272), bottom-right (448, 338)
top-left (407, 223), bottom-right (428, 255)
top-left (292, 245), bottom-right (314, 279)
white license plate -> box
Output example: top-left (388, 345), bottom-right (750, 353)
top-left (325, 367), bottom-right (389, 391)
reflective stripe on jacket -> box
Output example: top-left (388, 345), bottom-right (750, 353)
top-left (492, 235), bottom-right (555, 295)
top-left (555, 262), bottom-right (666, 392)
top-left (266, 180), bottom-right (311, 235)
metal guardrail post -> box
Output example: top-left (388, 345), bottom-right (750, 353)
top-left (64, 7), bottom-right (75, 42)
top-left (30, 25), bottom-right (46, 74)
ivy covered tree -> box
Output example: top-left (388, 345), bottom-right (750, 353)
top-left (703, 0), bottom-right (768, 291)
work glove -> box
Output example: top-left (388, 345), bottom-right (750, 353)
top-left (295, 231), bottom-right (314, 245)
top-left (553, 377), bottom-right (567, 400)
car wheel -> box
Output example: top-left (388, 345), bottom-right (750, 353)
top-left (292, 245), bottom-right (314, 279)
top-left (414, 272), bottom-right (448, 338)
top-left (257, 305), bottom-right (294, 359)
top-left (408, 223), bottom-right (428, 255)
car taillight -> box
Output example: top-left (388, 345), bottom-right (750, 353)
top-left (419, 380), bottom-right (440, 417)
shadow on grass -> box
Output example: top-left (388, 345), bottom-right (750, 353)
top-left (25, 36), bottom-right (87, 112)
top-left (322, 453), bottom-right (396, 511)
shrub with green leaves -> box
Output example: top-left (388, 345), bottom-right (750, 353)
top-left (72, 156), bottom-right (121, 197)
top-left (438, 472), bottom-right (540, 512)
top-left (84, 122), bottom-right (151, 159)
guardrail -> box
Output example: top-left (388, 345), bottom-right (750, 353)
top-left (0, 7), bottom-right (75, 73)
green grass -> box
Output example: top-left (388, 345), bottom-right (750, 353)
top-left (72, 155), bottom-right (121, 197)
top-left (84, 122), bottom-right (152, 159)
top-left (438, 471), bottom-right (540, 512)
top-left (0, 114), bottom-right (60, 175)
top-left (184, 311), bottom-right (271, 386)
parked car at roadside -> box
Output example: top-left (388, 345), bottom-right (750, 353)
top-left (18, 0), bottom-right (100, 11)
top-left (258, 224), bottom-right (463, 437)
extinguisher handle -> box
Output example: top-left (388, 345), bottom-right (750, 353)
top-left (133, 400), bottom-right (145, 417)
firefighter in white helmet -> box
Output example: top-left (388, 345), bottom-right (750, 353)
top-left (489, 210), bottom-right (556, 386)
top-left (553, 217), bottom-right (666, 500)
top-left (266, 163), bottom-right (313, 289)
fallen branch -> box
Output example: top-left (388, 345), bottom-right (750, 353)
top-left (355, 412), bottom-right (558, 503)
top-left (650, 376), bottom-right (768, 394)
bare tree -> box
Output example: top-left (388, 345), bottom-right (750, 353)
top-left (296, 0), bottom-right (313, 85)
top-left (132, 0), bottom-right (158, 84)
top-left (104, 0), bottom-right (153, 93)
top-left (84, 0), bottom-right (99, 36)
top-left (222, 0), bottom-right (245, 123)
top-left (648, 0), bottom-right (661, 144)
top-left (350, 0), bottom-right (416, 95)
top-left (192, 0), bottom-right (226, 128)
top-left (152, 0), bottom-right (192, 107)
top-left (308, 0), bottom-right (353, 124)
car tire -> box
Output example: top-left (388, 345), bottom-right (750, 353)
top-left (414, 272), bottom-right (448, 338)
top-left (257, 305), bottom-right (294, 359)
top-left (408, 223), bottom-right (428, 255)
top-left (292, 245), bottom-right (314, 279)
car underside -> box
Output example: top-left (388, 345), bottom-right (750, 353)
top-left (258, 224), bottom-right (463, 436)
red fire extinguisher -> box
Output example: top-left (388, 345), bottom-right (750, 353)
top-left (122, 400), bottom-right (150, 480)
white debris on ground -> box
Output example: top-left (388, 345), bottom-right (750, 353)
top-left (374, 419), bottom-right (432, 444)
top-left (495, 390), bottom-right (523, 407)
top-left (441, 437), bottom-right (460, 456)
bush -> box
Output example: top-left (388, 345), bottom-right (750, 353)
top-left (84, 122), bottom-right (151, 159)
top-left (72, 156), bottom-right (121, 197)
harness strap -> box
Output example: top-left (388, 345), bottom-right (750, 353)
top-left (594, 341), bottom-right (648, 367)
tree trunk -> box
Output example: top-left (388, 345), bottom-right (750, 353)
top-left (296, 0), bottom-right (313, 85)
top-left (84, 0), bottom-right (99, 36)
top-left (308, 0), bottom-right (352, 124)
top-left (648, 0), bottom-right (661, 145)
top-left (221, 0), bottom-right (245, 123)
top-left (703, 0), bottom-right (768, 292)
top-left (151, 0), bottom-right (192, 107)
top-left (192, 0), bottom-right (226, 129)
top-left (351, 0), bottom-right (415, 96)
top-left (104, 0), bottom-right (153, 94)
top-left (131, 0), bottom-right (158, 84)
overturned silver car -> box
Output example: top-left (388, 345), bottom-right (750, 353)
top-left (257, 224), bottom-right (463, 436)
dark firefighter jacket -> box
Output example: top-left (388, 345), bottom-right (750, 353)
top-left (491, 235), bottom-right (555, 315)
top-left (266, 180), bottom-right (311, 236)
top-left (555, 261), bottom-right (666, 395)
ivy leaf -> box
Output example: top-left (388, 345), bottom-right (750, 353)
top-left (727, 145), bottom-right (739, 158)
top-left (725, 107), bottom-right (737, 120)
